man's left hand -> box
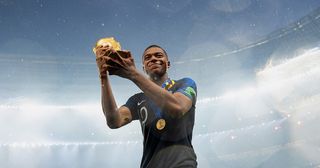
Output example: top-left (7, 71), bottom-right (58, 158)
top-left (106, 50), bottom-right (137, 79)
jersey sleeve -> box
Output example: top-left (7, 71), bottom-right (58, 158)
top-left (175, 78), bottom-right (197, 104)
top-left (122, 93), bottom-right (141, 120)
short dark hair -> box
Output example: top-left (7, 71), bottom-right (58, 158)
top-left (143, 44), bottom-right (168, 58)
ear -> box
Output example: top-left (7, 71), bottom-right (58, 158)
top-left (167, 61), bottom-right (171, 68)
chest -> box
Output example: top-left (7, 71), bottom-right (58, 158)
top-left (136, 99), bottom-right (163, 128)
top-left (136, 99), bottom-right (193, 140)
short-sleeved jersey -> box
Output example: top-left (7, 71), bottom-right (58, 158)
top-left (124, 77), bottom-right (197, 168)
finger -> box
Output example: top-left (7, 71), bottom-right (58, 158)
top-left (120, 51), bottom-right (135, 66)
top-left (107, 65), bottom-right (121, 75)
top-left (106, 65), bottom-right (120, 71)
top-left (120, 51), bottom-right (134, 65)
top-left (96, 55), bottom-right (103, 61)
top-left (96, 45), bottom-right (110, 50)
top-left (117, 50), bottom-right (130, 59)
top-left (102, 64), bottom-right (108, 69)
top-left (106, 58), bottom-right (125, 69)
top-left (110, 51), bottom-right (126, 66)
top-left (96, 47), bottom-right (112, 57)
top-left (103, 49), bottom-right (114, 57)
top-left (96, 57), bottom-right (106, 69)
top-left (103, 49), bottom-right (118, 58)
top-left (105, 50), bottom-right (119, 58)
top-left (101, 55), bottom-right (109, 60)
top-left (96, 49), bottom-right (105, 57)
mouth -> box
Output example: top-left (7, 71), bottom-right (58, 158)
top-left (149, 64), bottom-right (160, 68)
top-left (148, 61), bottom-right (163, 68)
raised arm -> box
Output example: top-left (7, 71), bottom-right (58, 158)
top-left (96, 47), bottom-right (132, 129)
top-left (100, 76), bottom-right (132, 128)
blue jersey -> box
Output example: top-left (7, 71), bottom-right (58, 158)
top-left (124, 77), bottom-right (197, 168)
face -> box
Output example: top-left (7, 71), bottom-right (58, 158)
top-left (143, 47), bottom-right (170, 77)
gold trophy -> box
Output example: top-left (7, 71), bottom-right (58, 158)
top-left (93, 37), bottom-right (121, 54)
top-left (93, 37), bottom-right (131, 75)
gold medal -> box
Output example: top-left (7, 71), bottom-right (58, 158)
top-left (93, 37), bottom-right (121, 54)
top-left (156, 119), bottom-right (166, 130)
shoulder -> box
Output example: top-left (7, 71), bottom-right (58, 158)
top-left (173, 77), bottom-right (197, 101)
top-left (132, 92), bottom-right (144, 97)
top-left (128, 92), bottom-right (144, 100)
top-left (124, 92), bottom-right (144, 114)
top-left (126, 92), bottom-right (144, 104)
top-left (175, 77), bottom-right (197, 89)
top-left (177, 77), bottom-right (196, 85)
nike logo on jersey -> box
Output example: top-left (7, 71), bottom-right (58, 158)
top-left (137, 100), bottom-right (146, 106)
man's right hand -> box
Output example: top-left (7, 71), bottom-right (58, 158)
top-left (95, 46), bottom-right (110, 79)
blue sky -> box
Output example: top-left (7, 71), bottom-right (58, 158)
top-left (1, 0), bottom-right (319, 59)
top-left (1, 1), bottom-right (319, 99)
top-left (0, 1), bottom-right (320, 167)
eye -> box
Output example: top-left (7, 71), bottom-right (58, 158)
top-left (144, 54), bottom-right (151, 61)
top-left (155, 52), bottom-right (163, 58)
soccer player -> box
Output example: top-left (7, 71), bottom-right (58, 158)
top-left (95, 44), bottom-right (197, 168)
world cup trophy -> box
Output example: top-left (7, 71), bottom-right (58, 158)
top-left (93, 37), bottom-right (121, 54)
top-left (93, 37), bottom-right (131, 75)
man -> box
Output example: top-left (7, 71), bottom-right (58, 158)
top-left (95, 44), bottom-right (198, 168)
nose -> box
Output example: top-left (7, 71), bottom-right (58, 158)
top-left (150, 56), bottom-right (163, 66)
top-left (146, 56), bottom-right (161, 66)
top-left (150, 54), bottom-right (160, 61)
top-left (150, 56), bottom-right (158, 62)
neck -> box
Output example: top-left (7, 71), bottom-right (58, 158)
top-left (150, 73), bottom-right (168, 86)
